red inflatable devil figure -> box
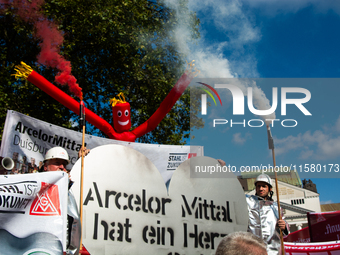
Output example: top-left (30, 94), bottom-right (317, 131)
top-left (14, 62), bottom-right (196, 142)
top-left (110, 93), bottom-right (132, 133)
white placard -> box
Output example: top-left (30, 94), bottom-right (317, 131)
top-left (71, 144), bottom-right (248, 254)
top-left (0, 172), bottom-right (68, 254)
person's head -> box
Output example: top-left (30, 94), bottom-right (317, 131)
top-left (255, 174), bottom-right (272, 199)
top-left (11, 166), bottom-right (18, 174)
top-left (31, 157), bottom-right (35, 165)
top-left (44, 147), bottom-right (70, 172)
top-left (12, 152), bottom-right (18, 161)
top-left (215, 231), bottom-right (267, 255)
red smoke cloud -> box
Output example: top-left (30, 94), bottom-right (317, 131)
top-left (1, 0), bottom-right (82, 99)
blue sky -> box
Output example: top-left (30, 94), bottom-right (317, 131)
top-left (178, 0), bottom-right (340, 204)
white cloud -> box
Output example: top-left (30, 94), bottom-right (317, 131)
top-left (299, 150), bottom-right (314, 160)
top-left (164, 0), bottom-right (261, 78)
top-left (274, 117), bottom-right (340, 160)
top-left (321, 200), bottom-right (333, 205)
top-left (198, 0), bottom-right (261, 46)
top-left (233, 132), bottom-right (251, 145)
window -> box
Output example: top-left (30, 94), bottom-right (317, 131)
top-left (291, 199), bottom-right (305, 205)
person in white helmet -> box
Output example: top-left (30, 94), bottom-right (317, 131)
top-left (44, 146), bottom-right (70, 172)
top-left (246, 173), bottom-right (289, 255)
top-left (217, 159), bottom-right (288, 255)
top-left (44, 146), bottom-right (81, 255)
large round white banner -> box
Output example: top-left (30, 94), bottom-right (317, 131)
top-left (71, 144), bottom-right (248, 254)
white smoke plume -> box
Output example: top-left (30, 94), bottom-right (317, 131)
top-left (164, 0), bottom-right (276, 121)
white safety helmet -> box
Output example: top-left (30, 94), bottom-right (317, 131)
top-left (255, 174), bottom-right (272, 187)
top-left (44, 147), bottom-right (70, 164)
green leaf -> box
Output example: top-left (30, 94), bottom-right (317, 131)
top-left (0, 0), bottom-right (202, 145)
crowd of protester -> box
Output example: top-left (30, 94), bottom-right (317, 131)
top-left (6, 152), bottom-right (42, 174)
top-left (1, 151), bottom-right (73, 174)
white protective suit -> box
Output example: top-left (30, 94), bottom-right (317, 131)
top-left (67, 185), bottom-right (81, 255)
top-left (246, 194), bottom-right (288, 255)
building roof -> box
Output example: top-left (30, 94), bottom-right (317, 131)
top-left (238, 169), bottom-right (302, 191)
top-left (280, 201), bottom-right (314, 214)
top-left (321, 203), bottom-right (340, 212)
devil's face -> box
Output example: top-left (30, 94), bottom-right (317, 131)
top-left (112, 102), bottom-right (131, 132)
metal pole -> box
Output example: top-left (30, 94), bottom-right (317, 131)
top-left (79, 101), bottom-right (86, 251)
top-left (267, 125), bottom-right (285, 255)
